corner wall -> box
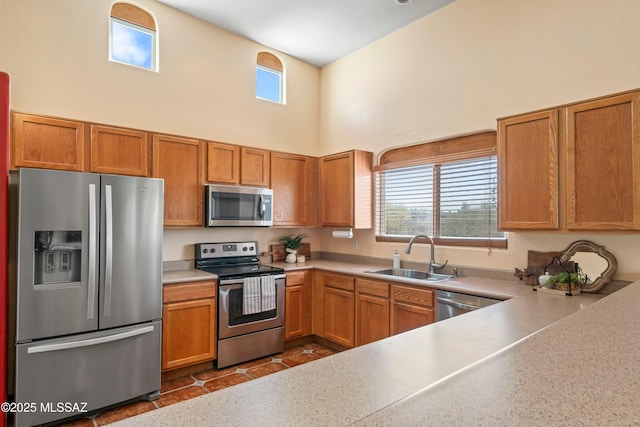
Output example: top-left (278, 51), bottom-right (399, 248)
top-left (318, 0), bottom-right (640, 276)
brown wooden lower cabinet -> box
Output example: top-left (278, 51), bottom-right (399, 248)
top-left (323, 286), bottom-right (355, 347)
top-left (391, 284), bottom-right (435, 335)
top-left (162, 280), bottom-right (216, 371)
top-left (314, 271), bottom-right (436, 348)
top-left (391, 302), bottom-right (434, 335)
top-left (285, 270), bottom-right (312, 340)
top-left (355, 278), bottom-right (390, 346)
top-left (317, 272), bottom-right (355, 348)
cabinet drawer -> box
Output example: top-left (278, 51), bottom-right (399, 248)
top-left (286, 271), bottom-right (306, 287)
top-left (356, 279), bottom-right (389, 298)
top-left (392, 284), bottom-right (434, 308)
top-left (323, 272), bottom-right (355, 291)
top-left (163, 280), bottom-right (217, 303)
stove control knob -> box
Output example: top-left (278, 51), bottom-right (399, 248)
top-left (203, 248), bottom-right (208, 254)
top-left (242, 246), bottom-right (248, 251)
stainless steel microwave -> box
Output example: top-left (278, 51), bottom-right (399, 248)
top-left (205, 184), bottom-right (273, 227)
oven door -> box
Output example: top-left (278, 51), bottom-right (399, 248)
top-left (218, 275), bottom-right (285, 339)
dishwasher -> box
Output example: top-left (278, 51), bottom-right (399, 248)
top-left (436, 290), bottom-right (502, 321)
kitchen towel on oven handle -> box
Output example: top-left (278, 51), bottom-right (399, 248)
top-left (242, 277), bottom-right (262, 315)
top-left (260, 275), bottom-right (276, 311)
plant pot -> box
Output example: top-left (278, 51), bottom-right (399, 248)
top-left (285, 249), bottom-right (297, 263)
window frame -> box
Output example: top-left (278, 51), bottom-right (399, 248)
top-left (374, 132), bottom-right (507, 249)
top-left (109, 3), bottom-right (157, 72)
top-left (256, 52), bottom-right (285, 104)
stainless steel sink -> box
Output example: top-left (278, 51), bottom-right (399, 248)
top-left (365, 268), bottom-right (453, 282)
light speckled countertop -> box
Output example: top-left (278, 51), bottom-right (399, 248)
top-left (112, 261), bottom-right (639, 425)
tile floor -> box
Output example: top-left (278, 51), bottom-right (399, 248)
top-left (54, 343), bottom-right (337, 426)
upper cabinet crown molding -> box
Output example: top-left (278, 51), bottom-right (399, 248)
top-left (498, 89), bottom-right (640, 231)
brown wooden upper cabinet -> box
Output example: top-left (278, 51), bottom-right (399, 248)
top-left (152, 134), bottom-right (204, 227)
top-left (11, 112), bottom-right (85, 171)
top-left (566, 92), bottom-right (640, 230)
top-left (498, 89), bottom-right (640, 231)
top-left (270, 152), bottom-right (318, 227)
top-left (206, 142), bottom-right (270, 187)
top-left (207, 141), bottom-right (240, 184)
top-left (240, 147), bottom-right (270, 187)
top-left (498, 110), bottom-right (559, 230)
top-left (318, 150), bottom-right (373, 229)
top-left (90, 125), bottom-right (149, 176)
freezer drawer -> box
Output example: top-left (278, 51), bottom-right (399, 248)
top-left (14, 320), bottom-right (161, 427)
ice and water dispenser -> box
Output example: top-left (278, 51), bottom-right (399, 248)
top-left (34, 230), bottom-right (81, 285)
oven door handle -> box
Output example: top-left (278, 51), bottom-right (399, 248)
top-left (220, 274), bottom-right (286, 286)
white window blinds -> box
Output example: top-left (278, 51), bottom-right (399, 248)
top-left (376, 155), bottom-right (505, 244)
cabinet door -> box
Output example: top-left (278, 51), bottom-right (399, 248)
top-left (356, 294), bottom-right (390, 346)
top-left (271, 152), bottom-right (318, 226)
top-left (318, 151), bottom-right (353, 227)
top-left (391, 302), bottom-right (434, 335)
top-left (152, 134), bottom-right (204, 226)
top-left (285, 270), bottom-right (312, 340)
top-left (11, 113), bottom-right (85, 171)
top-left (207, 141), bottom-right (240, 184)
top-left (318, 150), bottom-right (372, 228)
top-left (355, 279), bottom-right (390, 346)
top-left (566, 92), bottom-right (640, 230)
top-left (323, 286), bottom-right (355, 347)
top-left (391, 283), bottom-right (434, 335)
top-left (497, 110), bottom-right (559, 229)
top-left (240, 147), bottom-right (270, 187)
top-left (285, 285), bottom-right (305, 340)
top-left (162, 298), bottom-right (216, 370)
top-left (90, 125), bottom-right (148, 176)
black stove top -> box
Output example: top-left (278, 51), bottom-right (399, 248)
top-left (198, 264), bottom-right (284, 280)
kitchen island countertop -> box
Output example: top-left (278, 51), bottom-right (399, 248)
top-left (118, 260), bottom-right (640, 426)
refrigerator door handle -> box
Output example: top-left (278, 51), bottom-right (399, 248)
top-left (26, 325), bottom-right (156, 354)
top-left (104, 184), bottom-right (113, 317)
top-left (87, 183), bottom-right (97, 320)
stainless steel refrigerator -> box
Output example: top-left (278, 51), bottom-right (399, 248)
top-left (9, 168), bottom-right (164, 427)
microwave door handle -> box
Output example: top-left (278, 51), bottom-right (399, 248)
top-left (259, 195), bottom-right (266, 219)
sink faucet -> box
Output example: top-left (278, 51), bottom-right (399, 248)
top-left (404, 234), bottom-right (448, 274)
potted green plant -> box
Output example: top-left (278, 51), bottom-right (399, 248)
top-left (278, 233), bottom-right (308, 263)
top-left (547, 271), bottom-right (583, 292)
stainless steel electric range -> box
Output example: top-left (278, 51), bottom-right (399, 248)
top-left (195, 241), bottom-right (286, 368)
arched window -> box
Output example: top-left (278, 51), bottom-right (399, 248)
top-left (256, 52), bottom-right (284, 104)
top-left (109, 3), bottom-right (157, 71)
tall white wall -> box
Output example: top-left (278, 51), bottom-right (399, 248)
top-left (318, 0), bottom-right (640, 277)
top-left (0, 0), bottom-right (320, 155)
